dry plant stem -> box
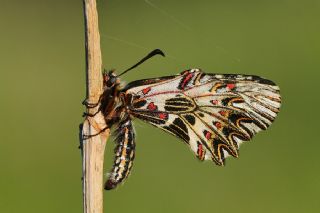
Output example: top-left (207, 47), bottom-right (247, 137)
top-left (81, 0), bottom-right (109, 213)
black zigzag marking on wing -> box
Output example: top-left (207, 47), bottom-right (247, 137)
top-left (179, 115), bottom-right (217, 163)
top-left (193, 113), bottom-right (238, 164)
top-left (199, 107), bottom-right (253, 138)
top-left (198, 109), bottom-right (250, 142)
top-left (198, 105), bottom-right (267, 135)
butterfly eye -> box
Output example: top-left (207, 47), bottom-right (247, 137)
top-left (103, 72), bottom-right (118, 87)
top-left (106, 78), bottom-right (116, 87)
top-left (103, 73), bottom-right (110, 83)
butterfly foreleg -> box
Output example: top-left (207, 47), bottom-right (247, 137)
top-left (82, 95), bottom-right (104, 117)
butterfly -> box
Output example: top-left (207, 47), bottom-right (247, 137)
top-left (83, 49), bottom-right (281, 190)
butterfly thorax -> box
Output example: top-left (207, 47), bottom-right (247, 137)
top-left (100, 71), bottom-right (125, 127)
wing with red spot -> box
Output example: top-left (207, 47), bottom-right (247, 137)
top-left (123, 69), bottom-right (281, 165)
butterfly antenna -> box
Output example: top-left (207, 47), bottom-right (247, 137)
top-left (118, 49), bottom-right (165, 77)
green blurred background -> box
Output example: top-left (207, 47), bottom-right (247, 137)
top-left (0, 0), bottom-right (319, 212)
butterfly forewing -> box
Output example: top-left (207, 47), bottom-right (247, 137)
top-left (123, 69), bottom-right (281, 165)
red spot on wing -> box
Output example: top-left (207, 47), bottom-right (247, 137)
top-left (227, 83), bottom-right (235, 90)
top-left (219, 110), bottom-right (226, 116)
top-left (147, 102), bottom-right (158, 111)
top-left (215, 122), bottom-right (222, 129)
top-left (180, 73), bottom-right (194, 89)
top-left (211, 100), bottom-right (218, 105)
top-left (142, 87), bottom-right (151, 95)
top-left (204, 130), bottom-right (212, 140)
top-left (197, 143), bottom-right (204, 159)
top-left (158, 113), bottom-right (168, 120)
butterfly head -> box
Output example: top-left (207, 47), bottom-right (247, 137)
top-left (103, 70), bottom-right (120, 89)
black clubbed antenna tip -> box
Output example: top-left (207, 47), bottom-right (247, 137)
top-left (118, 49), bottom-right (165, 77)
top-left (152, 48), bottom-right (165, 57)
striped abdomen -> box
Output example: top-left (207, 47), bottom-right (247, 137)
top-left (104, 114), bottom-right (135, 190)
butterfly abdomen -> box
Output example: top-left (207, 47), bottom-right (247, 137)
top-left (104, 114), bottom-right (135, 190)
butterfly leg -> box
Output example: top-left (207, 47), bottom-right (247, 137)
top-left (81, 126), bottom-right (109, 140)
top-left (82, 99), bottom-right (99, 108)
top-left (82, 96), bottom-right (104, 117)
top-left (82, 95), bottom-right (103, 108)
top-left (82, 110), bottom-right (101, 118)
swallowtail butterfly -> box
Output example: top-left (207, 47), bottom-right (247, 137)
top-left (83, 49), bottom-right (281, 190)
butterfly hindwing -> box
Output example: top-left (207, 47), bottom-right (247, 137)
top-left (124, 69), bottom-right (281, 165)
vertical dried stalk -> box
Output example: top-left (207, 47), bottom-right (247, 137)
top-left (80, 0), bottom-right (109, 213)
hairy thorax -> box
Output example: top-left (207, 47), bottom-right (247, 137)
top-left (100, 85), bottom-right (124, 127)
